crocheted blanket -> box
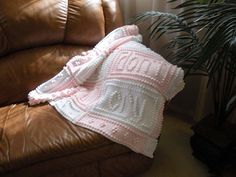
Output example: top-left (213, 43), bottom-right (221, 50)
top-left (28, 25), bottom-right (185, 158)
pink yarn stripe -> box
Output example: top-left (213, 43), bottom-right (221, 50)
top-left (108, 36), bottom-right (141, 53)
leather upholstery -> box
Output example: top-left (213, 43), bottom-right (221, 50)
top-left (0, 45), bottom-right (91, 106)
top-left (0, 0), bottom-right (122, 57)
top-left (0, 0), bottom-right (153, 176)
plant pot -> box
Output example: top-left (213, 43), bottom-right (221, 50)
top-left (190, 115), bottom-right (236, 173)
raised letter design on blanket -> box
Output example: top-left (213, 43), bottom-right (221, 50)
top-left (28, 25), bottom-right (185, 158)
top-left (90, 80), bottom-right (160, 134)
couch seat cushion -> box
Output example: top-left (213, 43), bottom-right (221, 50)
top-left (0, 103), bottom-right (131, 175)
top-left (0, 45), bottom-right (91, 106)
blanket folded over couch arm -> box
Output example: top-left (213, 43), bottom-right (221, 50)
top-left (28, 25), bottom-right (185, 158)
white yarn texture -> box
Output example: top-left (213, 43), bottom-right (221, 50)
top-left (28, 25), bottom-right (185, 158)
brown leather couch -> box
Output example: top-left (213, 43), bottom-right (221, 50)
top-left (0, 0), bottom-right (153, 176)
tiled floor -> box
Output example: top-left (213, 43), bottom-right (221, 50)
top-left (137, 113), bottom-right (209, 177)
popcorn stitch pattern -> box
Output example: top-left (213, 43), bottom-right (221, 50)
top-left (28, 25), bottom-right (185, 158)
top-left (76, 115), bottom-right (157, 157)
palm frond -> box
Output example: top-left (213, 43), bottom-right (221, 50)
top-left (133, 0), bottom-right (236, 123)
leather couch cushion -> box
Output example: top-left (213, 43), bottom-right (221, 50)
top-left (0, 45), bottom-right (91, 106)
top-left (0, 0), bottom-right (105, 56)
top-left (0, 0), bottom-right (122, 57)
top-left (0, 103), bottom-right (133, 175)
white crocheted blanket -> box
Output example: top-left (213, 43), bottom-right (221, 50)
top-left (28, 25), bottom-right (185, 158)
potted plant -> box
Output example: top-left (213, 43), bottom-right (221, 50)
top-left (134, 0), bottom-right (236, 175)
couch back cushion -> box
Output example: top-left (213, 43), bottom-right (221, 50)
top-left (0, 0), bottom-right (123, 106)
top-left (0, 0), bottom-right (123, 56)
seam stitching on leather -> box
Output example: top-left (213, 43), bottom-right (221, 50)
top-left (0, 17), bottom-right (10, 54)
top-left (101, 0), bottom-right (107, 35)
top-left (63, 0), bottom-right (69, 43)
